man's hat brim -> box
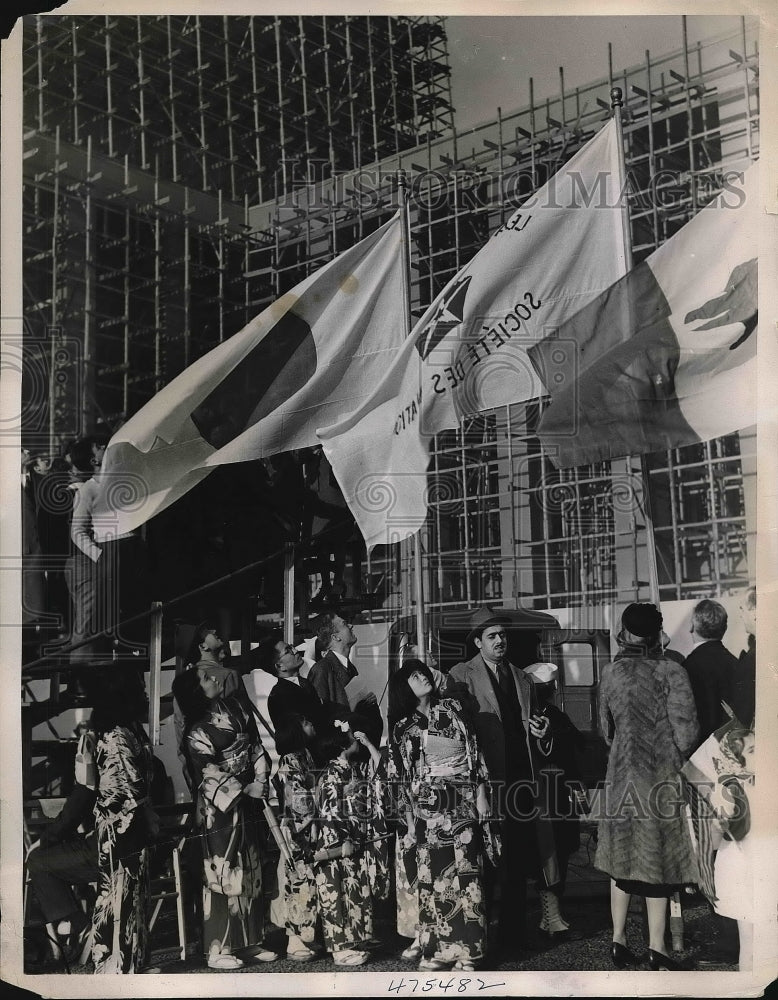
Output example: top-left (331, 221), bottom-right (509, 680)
top-left (466, 612), bottom-right (512, 646)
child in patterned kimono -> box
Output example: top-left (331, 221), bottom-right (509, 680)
top-left (710, 726), bottom-right (756, 970)
top-left (388, 660), bottom-right (498, 972)
top-left (90, 667), bottom-right (157, 974)
top-left (173, 665), bottom-right (277, 970)
top-left (313, 708), bottom-right (388, 967)
top-left (275, 713), bottom-right (321, 961)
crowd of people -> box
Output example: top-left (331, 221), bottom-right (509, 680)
top-left (24, 575), bottom-right (758, 974)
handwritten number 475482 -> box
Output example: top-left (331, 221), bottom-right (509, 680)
top-left (387, 978), bottom-right (506, 994)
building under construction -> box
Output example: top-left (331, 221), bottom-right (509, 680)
top-left (16, 13), bottom-right (760, 971)
top-left (21, 13), bottom-right (758, 622)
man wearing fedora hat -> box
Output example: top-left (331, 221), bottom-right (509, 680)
top-left (448, 609), bottom-right (558, 956)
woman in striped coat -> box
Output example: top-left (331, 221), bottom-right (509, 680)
top-left (596, 603), bottom-right (699, 971)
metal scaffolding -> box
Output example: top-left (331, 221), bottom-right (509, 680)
top-left (22, 13), bottom-right (454, 441)
top-left (23, 14), bottom-right (454, 205)
top-left (246, 17), bottom-right (758, 612)
top-left (21, 14), bottom-right (758, 616)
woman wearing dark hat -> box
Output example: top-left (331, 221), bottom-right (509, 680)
top-left (596, 602), bottom-right (699, 971)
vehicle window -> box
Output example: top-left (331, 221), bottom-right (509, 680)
top-left (560, 642), bottom-right (594, 685)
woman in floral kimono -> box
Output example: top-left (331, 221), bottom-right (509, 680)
top-left (275, 713), bottom-right (320, 961)
top-left (90, 666), bottom-right (156, 974)
top-left (388, 660), bottom-right (498, 972)
top-left (172, 665), bottom-right (277, 970)
top-left (313, 708), bottom-right (388, 967)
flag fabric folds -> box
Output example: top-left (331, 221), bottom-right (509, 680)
top-left (91, 213), bottom-right (404, 540)
top-left (319, 118), bottom-right (626, 550)
top-left (529, 162), bottom-right (758, 469)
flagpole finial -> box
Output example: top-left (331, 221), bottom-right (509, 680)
top-left (610, 87), bottom-right (624, 109)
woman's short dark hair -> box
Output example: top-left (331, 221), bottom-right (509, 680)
top-left (348, 707), bottom-right (383, 759)
top-left (388, 659), bottom-right (437, 733)
top-left (315, 705), bottom-right (384, 765)
top-left (315, 719), bottom-right (352, 764)
top-left (275, 713), bottom-right (313, 756)
top-left (172, 668), bottom-right (209, 732)
top-left (89, 666), bottom-right (148, 735)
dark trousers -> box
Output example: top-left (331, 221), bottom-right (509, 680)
top-left (27, 834), bottom-right (99, 927)
top-left (101, 535), bottom-right (148, 652)
top-left (483, 816), bottom-right (536, 950)
top-left (67, 554), bottom-right (111, 664)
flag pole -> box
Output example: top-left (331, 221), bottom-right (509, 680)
top-left (611, 87), bottom-right (661, 608)
top-left (397, 169), bottom-right (427, 661)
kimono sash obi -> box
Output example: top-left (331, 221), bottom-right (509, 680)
top-left (218, 734), bottom-right (253, 778)
top-left (425, 733), bottom-right (470, 779)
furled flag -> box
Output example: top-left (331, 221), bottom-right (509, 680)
top-left (91, 213), bottom-right (404, 540)
top-left (529, 162), bottom-right (758, 468)
top-left (318, 118), bottom-right (626, 550)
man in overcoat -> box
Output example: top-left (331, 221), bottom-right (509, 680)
top-left (684, 599), bottom-right (737, 746)
top-left (448, 609), bottom-right (557, 955)
top-left (308, 613), bottom-right (359, 711)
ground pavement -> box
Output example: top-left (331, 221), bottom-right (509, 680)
top-left (25, 826), bottom-right (740, 979)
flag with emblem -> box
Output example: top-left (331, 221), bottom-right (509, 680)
top-left (92, 213), bottom-right (404, 540)
top-left (318, 118), bottom-right (626, 549)
top-left (529, 162), bottom-right (758, 468)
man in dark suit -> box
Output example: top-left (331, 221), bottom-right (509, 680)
top-left (448, 609), bottom-right (556, 956)
top-left (266, 632), bottom-right (326, 735)
top-left (308, 613), bottom-right (380, 738)
top-left (684, 599), bottom-right (742, 967)
top-left (684, 599), bottom-right (737, 746)
top-left (732, 588), bottom-right (756, 728)
top-left (307, 613), bottom-right (358, 710)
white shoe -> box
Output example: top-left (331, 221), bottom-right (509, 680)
top-left (249, 948), bottom-right (279, 963)
top-left (207, 952), bottom-right (244, 970)
top-left (333, 948), bottom-right (369, 967)
top-left (401, 940), bottom-right (422, 961)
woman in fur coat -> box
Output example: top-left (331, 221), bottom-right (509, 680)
top-left (596, 602), bottom-right (699, 972)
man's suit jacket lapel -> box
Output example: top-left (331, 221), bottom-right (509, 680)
top-left (470, 654), bottom-right (532, 737)
top-left (510, 665), bottom-right (532, 735)
top-left (467, 655), bottom-right (502, 716)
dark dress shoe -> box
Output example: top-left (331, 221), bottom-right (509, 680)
top-left (697, 951), bottom-right (738, 967)
top-left (648, 949), bottom-right (695, 971)
top-left (611, 941), bottom-right (641, 968)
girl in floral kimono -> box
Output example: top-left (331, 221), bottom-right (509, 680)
top-left (90, 667), bottom-right (156, 974)
top-left (388, 660), bottom-right (498, 972)
top-left (172, 665), bottom-right (277, 970)
top-left (313, 708), bottom-right (388, 967)
top-left (275, 713), bottom-right (320, 961)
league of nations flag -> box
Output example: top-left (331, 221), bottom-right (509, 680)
top-left (91, 213), bottom-right (404, 540)
top-left (319, 118), bottom-right (627, 550)
top-left (530, 161), bottom-right (758, 469)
